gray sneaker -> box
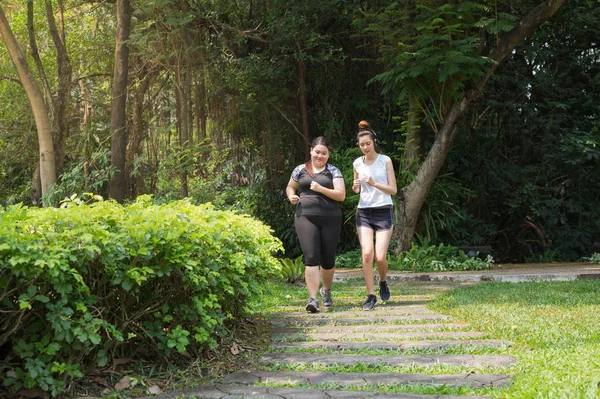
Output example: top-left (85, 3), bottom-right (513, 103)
top-left (379, 280), bottom-right (390, 301)
top-left (320, 287), bottom-right (333, 307)
top-left (306, 297), bottom-right (320, 313)
top-left (362, 294), bottom-right (377, 311)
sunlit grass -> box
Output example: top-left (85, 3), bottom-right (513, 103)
top-left (430, 280), bottom-right (600, 398)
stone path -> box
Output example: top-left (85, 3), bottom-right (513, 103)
top-left (166, 282), bottom-right (516, 399)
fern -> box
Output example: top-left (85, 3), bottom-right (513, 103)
top-left (279, 255), bottom-right (305, 283)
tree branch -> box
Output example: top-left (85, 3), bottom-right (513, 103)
top-left (476, 0), bottom-right (568, 92)
top-left (0, 75), bottom-right (22, 86)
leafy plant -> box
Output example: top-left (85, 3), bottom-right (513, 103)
top-left (584, 253), bottom-right (600, 264)
top-left (524, 248), bottom-right (562, 263)
top-left (336, 249), bottom-right (363, 269)
top-left (42, 149), bottom-right (116, 207)
top-left (279, 255), bottom-right (305, 283)
top-left (389, 243), bottom-right (494, 272)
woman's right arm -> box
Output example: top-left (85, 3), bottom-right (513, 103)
top-left (352, 167), bottom-right (361, 194)
top-left (286, 178), bottom-right (300, 204)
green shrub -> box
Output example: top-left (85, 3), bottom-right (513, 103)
top-left (584, 253), bottom-right (600, 264)
top-left (336, 248), bottom-right (363, 269)
top-left (0, 195), bottom-right (282, 396)
top-left (389, 243), bottom-right (494, 272)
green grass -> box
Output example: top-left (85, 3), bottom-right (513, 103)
top-left (430, 280), bottom-right (600, 398)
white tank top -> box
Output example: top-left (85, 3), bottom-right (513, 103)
top-left (353, 154), bottom-right (393, 209)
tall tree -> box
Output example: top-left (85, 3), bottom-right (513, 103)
top-left (109, 0), bottom-right (132, 202)
top-left (44, 0), bottom-right (73, 175)
top-left (0, 5), bottom-right (56, 203)
top-left (174, 27), bottom-right (192, 198)
top-left (368, 0), bottom-right (568, 251)
top-left (125, 57), bottom-right (150, 198)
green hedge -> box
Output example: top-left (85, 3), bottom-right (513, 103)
top-left (0, 195), bottom-right (282, 396)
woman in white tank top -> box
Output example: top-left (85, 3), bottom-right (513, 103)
top-left (352, 120), bottom-right (397, 311)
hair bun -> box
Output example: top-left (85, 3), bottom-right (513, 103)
top-left (358, 120), bottom-right (371, 130)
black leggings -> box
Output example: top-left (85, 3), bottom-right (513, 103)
top-left (294, 214), bottom-right (342, 270)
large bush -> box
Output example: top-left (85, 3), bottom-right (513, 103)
top-left (0, 196), bottom-right (282, 396)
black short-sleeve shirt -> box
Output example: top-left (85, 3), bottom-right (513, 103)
top-left (291, 163), bottom-right (343, 217)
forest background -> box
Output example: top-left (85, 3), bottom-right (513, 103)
top-left (1, 0), bottom-right (598, 263)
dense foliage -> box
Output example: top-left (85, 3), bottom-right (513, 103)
top-left (0, 0), bottom-right (597, 262)
top-left (0, 197), bottom-right (282, 395)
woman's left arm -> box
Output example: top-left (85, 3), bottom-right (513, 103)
top-left (310, 178), bottom-right (346, 202)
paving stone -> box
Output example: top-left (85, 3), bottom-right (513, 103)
top-left (271, 306), bottom-right (437, 318)
top-left (160, 384), bottom-right (490, 398)
top-left (271, 314), bottom-right (451, 326)
top-left (332, 264), bottom-right (600, 284)
top-left (220, 370), bottom-right (511, 388)
top-left (271, 339), bottom-right (513, 351)
top-left (260, 353), bottom-right (517, 367)
top-left (281, 299), bottom-right (432, 308)
top-left (272, 323), bottom-right (470, 335)
top-left (273, 330), bottom-right (486, 341)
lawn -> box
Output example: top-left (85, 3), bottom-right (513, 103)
top-left (430, 280), bottom-right (600, 398)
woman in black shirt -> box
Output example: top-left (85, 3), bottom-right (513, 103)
top-left (285, 136), bottom-right (346, 313)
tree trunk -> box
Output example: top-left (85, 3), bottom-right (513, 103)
top-left (196, 69), bottom-right (207, 143)
top-left (174, 29), bottom-right (191, 198)
top-left (195, 67), bottom-right (208, 177)
top-left (126, 58), bottom-right (153, 198)
top-left (404, 91), bottom-right (423, 171)
top-left (45, 0), bottom-right (72, 175)
top-left (27, 0), bottom-right (53, 116)
top-left (393, 0), bottom-right (568, 252)
top-left (149, 101), bottom-right (161, 193)
top-left (31, 163), bottom-right (42, 206)
top-left (78, 79), bottom-right (92, 130)
top-left (297, 42), bottom-right (310, 156)
top-left (391, 90), bottom-right (424, 251)
top-left (109, 0), bottom-right (132, 203)
top-left (0, 6), bottom-right (56, 204)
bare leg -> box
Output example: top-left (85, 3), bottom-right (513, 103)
top-left (321, 267), bottom-right (334, 291)
top-left (305, 266), bottom-right (320, 299)
top-left (375, 227), bottom-right (394, 282)
top-left (357, 227), bottom-right (375, 295)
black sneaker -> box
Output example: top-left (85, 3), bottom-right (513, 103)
top-left (306, 297), bottom-right (320, 313)
top-left (320, 287), bottom-right (333, 307)
top-left (362, 294), bottom-right (377, 311)
top-left (379, 280), bottom-right (390, 301)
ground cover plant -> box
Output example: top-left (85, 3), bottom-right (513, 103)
top-left (335, 243), bottom-right (494, 271)
top-left (389, 243), bottom-right (494, 272)
top-left (585, 253), bottom-right (600, 264)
